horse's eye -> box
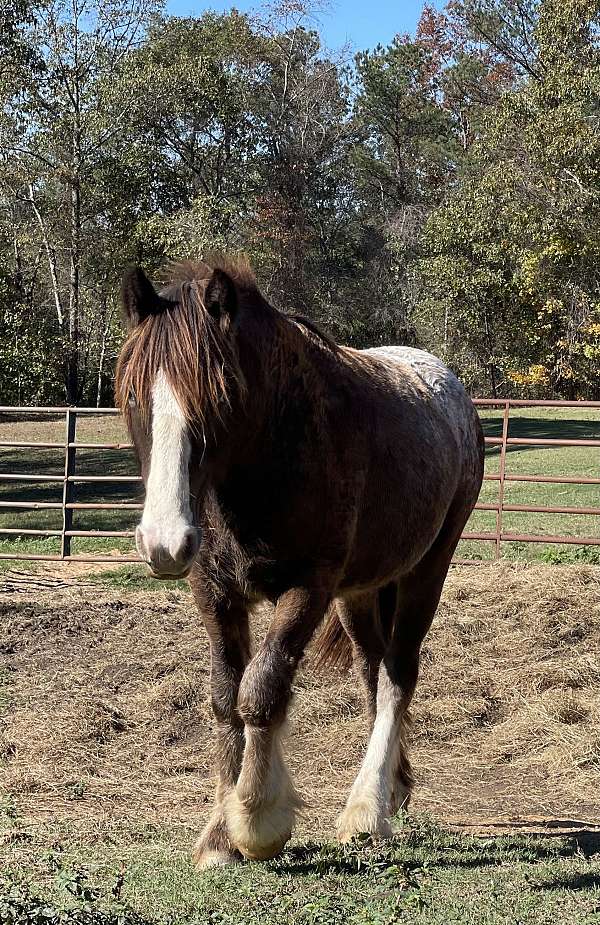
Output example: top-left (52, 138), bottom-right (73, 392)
top-left (128, 391), bottom-right (137, 408)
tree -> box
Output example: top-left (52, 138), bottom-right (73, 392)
top-left (449, 0), bottom-right (540, 79)
top-left (120, 10), bottom-right (261, 265)
top-left (247, 4), bottom-right (356, 318)
top-left (415, 0), bottom-right (600, 397)
top-left (0, 0), bottom-right (158, 403)
top-left (1, 0), bottom-right (600, 404)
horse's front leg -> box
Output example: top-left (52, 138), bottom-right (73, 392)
top-left (190, 581), bottom-right (251, 870)
top-left (224, 586), bottom-right (331, 861)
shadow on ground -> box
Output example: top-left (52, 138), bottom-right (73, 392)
top-left (481, 415), bottom-right (600, 456)
top-left (270, 821), bottom-right (600, 879)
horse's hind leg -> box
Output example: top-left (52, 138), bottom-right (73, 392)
top-left (336, 587), bottom-right (394, 726)
top-left (337, 527), bottom-right (460, 842)
top-left (336, 582), bottom-right (403, 840)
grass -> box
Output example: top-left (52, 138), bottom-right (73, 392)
top-left (87, 565), bottom-right (188, 591)
top-left (0, 818), bottom-right (599, 924)
top-left (0, 406), bottom-right (599, 572)
top-left (0, 411), bottom-right (141, 565)
top-left (456, 406), bottom-right (600, 562)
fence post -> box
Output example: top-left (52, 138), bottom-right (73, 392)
top-left (495, 401), bottom-right (510, 559)
top-left (61, 407), bottom-right (77, 558)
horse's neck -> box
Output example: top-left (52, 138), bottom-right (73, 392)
top-left (234, 318), bottom-right (328, 463)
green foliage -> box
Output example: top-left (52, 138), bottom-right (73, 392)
top-left (414, 0), bottom-right (600, 397)
top-left (1, 0), bottom-right (600, 401)
top-left (88, 565), bottom-right (188, 590)
top-left (355, 37), bottom-right (456, 208)
top-left (0, 880), bottom-right (151, 924)
top-left (540, 544), bottom-right (600, 564)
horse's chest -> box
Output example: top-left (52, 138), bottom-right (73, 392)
top-left (215, 446), bottom-right (327, 544)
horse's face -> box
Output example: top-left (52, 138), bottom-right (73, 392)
top-left (116, 266), bottom-right (240, 579)
top-left (127, 368), bottom-right (201, 579)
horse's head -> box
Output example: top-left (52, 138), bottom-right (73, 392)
top-left (115, 261), bottom-right (247, 579)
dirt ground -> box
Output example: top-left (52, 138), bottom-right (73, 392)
top-left (0, 562), bottom-right (599, 844)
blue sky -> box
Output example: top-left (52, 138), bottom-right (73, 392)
top-left (164, 0), bottom-right (441, 52)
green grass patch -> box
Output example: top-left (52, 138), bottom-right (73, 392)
top-left (1, 819), bottom-right (599, 924)
top-left (88, 564), bottom-right (189, 592)
top-left (0, 536), bottom-right (135, 574)
top-left (460, 406), bottom-right (600, 561)
top-left (538, 545), bottom-right (600, 564)
top-left (0, 413), bottom-right (140, 559)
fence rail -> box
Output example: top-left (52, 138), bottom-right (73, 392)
top-left (463, 398), bottom-right (600, 562)
top-left (0, 400), bottom-right (598, 564)
top-left (0, 407), bottom-right (141, 562)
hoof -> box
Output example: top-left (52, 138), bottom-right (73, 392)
top-left (193, 847), bottom-right (242, 870)
top-left (223, 786), bottom-right (303, 861)
top-left (336, 797), bottom-right (393, 843)
top-left (192, 812), bottom-right (243, 871)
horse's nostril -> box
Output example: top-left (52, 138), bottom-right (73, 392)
top-left (137, 523), bottom-right (198, 576)
top-left (180, 528), bottom-right (199, 563)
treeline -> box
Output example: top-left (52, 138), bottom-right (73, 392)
top-left (0, 0), bottom-right (599, 405)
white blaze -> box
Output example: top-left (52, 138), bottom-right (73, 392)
top-left (140, 369), bottom-right (193, 558)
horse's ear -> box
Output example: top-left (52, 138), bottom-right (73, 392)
top-left (121, 267), bottom-right (161, 329)
top-left (204, 268), bottom-right (237, 324)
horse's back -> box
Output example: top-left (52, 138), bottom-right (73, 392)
top-left (361, 345), bottom-right (482, 476)
top-left (363, 346), bottom-right (471, 431)
top-left (336, 345), bottom-right (483, 589)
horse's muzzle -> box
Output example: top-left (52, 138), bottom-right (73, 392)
top-left (135, 523), bottom-right (200, 579)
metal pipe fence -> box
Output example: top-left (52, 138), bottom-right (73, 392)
top-left (460, 399), bottom-right (600, 561)
top-left (0, 406), bottom-right (141, 563)
top-left (0, 400), bottom-right (598, 564)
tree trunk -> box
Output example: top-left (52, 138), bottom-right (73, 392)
top-left (96, 300), bottom-right (113, 408)
top-left (482, 302), bottom-right (498, 398)
top-left (67, 132), bottom-right (81, 404)
top-left (67, 3), bottom-right (82, 405)
top-left (28, 185), bottom-right (65, 332)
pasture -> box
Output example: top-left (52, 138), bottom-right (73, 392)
top-left (0, 563), bottom-right (599, 922)
top-left (0, 406), bottom-right (599, 922)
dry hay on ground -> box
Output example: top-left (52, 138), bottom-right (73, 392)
top-left (0, 562), bottom-right (598, 841)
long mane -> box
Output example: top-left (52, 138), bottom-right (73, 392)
top-left (115, 254), bottom-right (252, 433)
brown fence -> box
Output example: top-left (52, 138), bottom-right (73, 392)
top-left (0, 400), bottom-right (599, 564)
top-left (0, 406), bottom-right (141, 563)
top-left (460, 398), bottom-right (600, 563)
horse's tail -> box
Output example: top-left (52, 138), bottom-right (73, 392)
top-left (312, 602), bottom-right (353, 671)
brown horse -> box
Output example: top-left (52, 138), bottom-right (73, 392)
top-left (115, 254), bottom-right (484, 869)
